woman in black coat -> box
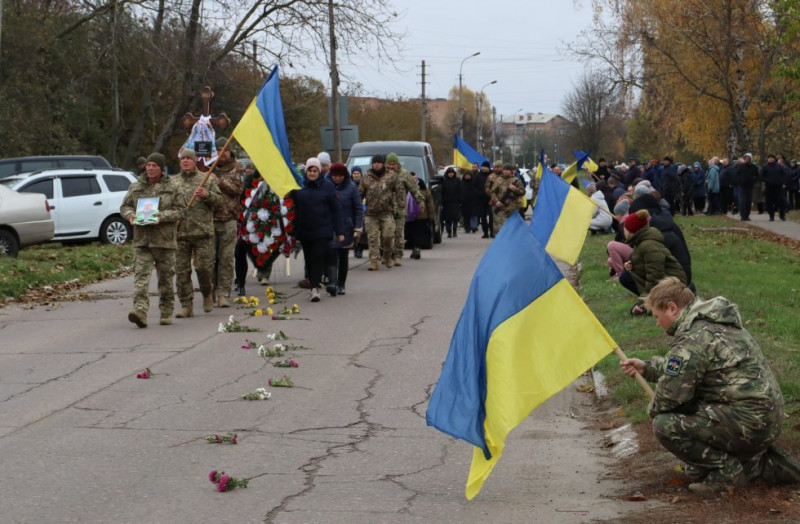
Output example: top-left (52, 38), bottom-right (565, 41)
top-left (327, 162), bottom-right (363, 296)
top-left (441, 167), bottom-right (462, 237)
top-left (291, 157), bottom-right (344, 302)
top-left (460, 170), bottom-right (480, 233)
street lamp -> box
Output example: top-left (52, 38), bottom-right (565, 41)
top-left (477, 80), bottom-right (497, 153)
top-left (458, 51), bottom-right (480, 137)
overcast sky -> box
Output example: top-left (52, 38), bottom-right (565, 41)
top-left (292, 0), bottom-right (596, 119)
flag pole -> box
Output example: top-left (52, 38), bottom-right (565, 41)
top-left (614, 347), bottom-right (654, 397)
top-left (187, 134), bottom-right (236, 209)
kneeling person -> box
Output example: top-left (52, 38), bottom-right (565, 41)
top-left (621, 277), bottom-right (800, 494)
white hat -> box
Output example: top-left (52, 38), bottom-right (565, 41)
top-left (317, 152), bottom-right (332, 165)
top-left (744, 152), bottom-right (753, 159)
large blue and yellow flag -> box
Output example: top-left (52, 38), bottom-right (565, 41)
top-left (453, 134), bottom-right (490, 170)
top-left (426, 214), bottom-right (617, 499)
top-left (530, 170), bottom-right (596, 265)
top-left (232, 66), bottom-right (304, 197)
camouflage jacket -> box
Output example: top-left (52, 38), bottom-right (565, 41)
top-left (173, 169), bottom-right (224, 239)
top-left (488, 174), bottom-right (525, 209)
top-left (393, 168), bottom-right (426, 214)
top-left (643, 296), bottom-right (784, 420)
top-left (120, 176), bottom-right (186, 249)
top-left (213, 159), bottom-right (244, 221)
top-left (359, 169), bottom-right (400, 216)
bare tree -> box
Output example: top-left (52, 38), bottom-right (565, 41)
top-left (561, 71), bottom-right (618, 154)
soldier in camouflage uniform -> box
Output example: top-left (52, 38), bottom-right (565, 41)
top-left (359, 154), bottom-right (400, 271)
top-left (385, 152), bottom-right (425, 266)
top-left (211, 137), bottom-right (244, 308)
top-left (173, 149), bottom-right (224, 317)
top-left (120, 153), bottom-right (187, 327)
top-left (622, 277), bottom-right (800, 495)
top-left (487, 163), bottom-right (526, 233)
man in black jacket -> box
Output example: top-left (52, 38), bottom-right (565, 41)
top-left (736, 153), bottom-right (759, 221)
top-left (762, 154), bottom-right (787, 221)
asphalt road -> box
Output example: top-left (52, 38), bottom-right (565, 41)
top-left (0, 232), bottom-right (651, 523)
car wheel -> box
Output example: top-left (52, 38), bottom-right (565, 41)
top-left (100, 216), bottom-right (131, 245)
top-left (0, 229), bottom-right (20, 257)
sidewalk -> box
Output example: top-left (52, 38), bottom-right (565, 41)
top-left (723, 211), bottom-right (800, 241)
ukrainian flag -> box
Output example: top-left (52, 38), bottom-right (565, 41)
top-left (426, 214), bottom-right (617, 499)
top-left (453, 134), bottom-right (490, 170)
top-left (561, 150), bottom-right (597, 184)
top-left (530, 170), bottom-right (596, 265)
top-left (232, 66), bottom-right (304, 197)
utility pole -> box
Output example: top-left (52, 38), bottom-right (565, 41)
top-left (492, 107), bottom-right (497, 163)
top-left (0, 0), bottom-right (4, 77)
top-left (420, 60), bottom-right (427, 142)
top-left (328, 0), bottom-right (342, 162)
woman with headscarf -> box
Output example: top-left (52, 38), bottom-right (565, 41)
top-left (405, 173), bottom-right (436, 260)
top-left (290, 157), bottom-right (344, 302)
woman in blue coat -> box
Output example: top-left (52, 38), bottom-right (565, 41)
top-left (327, 162), bottom-right (363, 295)
top-left (291, 157), bottom-right (344, 302)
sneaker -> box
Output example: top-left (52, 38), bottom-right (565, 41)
top-left (259, 277), bottom-right (270, 286)
top-left (128, 310), bottom-right (147, 328)
top-left (236, 286), bottom-right (246, 297)
top-left (203, 295), bottom-right (214, 313)
top-left (393, 257), bottom-right (403, 267)
top-left (336, 285), bottom-right (346, 295)
top-left (310, 288), bottom-right (320, 302)
top-left (326, 283), bottom-right (337, 297)
top-left (688, 466), bottom-right (747, 496)
top-left (368, 261), bottom-right (378, 271)
top-left (176, 306), bottom-right (193, 318)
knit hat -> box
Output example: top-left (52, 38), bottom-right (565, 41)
top-left (693, 162), bottom-right (701, 168)
top-left (743, 152), bottom-right (753, 160)
top-left (146, 152), bottom-right (166, 170)
top-left (317, 152), bottom-right (332, 165)
top-left (614, 199), bottom-right (631, 216)
top-left (624, 209), bottom-right (650, 234)
top-left (481, 160), bottom-right (491, 168)
top-left (351, 165), bottom-right (363, 173)
top-left (386, 152), bottom-right (400, 164)
top-left (493, 160), bottom-right (503, 168)
top-left (330, 162), bottom-right (348, 177)
top-left (305, 157), bottom-right (321, 172)
top-left (136, 156), bottom-right (147, 165)
top-left (216, 137), bottom-right (227, 149)
top-left (445, 167), bottom-right (456, 175)
top-left (371, 154), bottom-right (386, 164)
top-left (180, 148), bottom-right (196, 161)
top-left (633, 183), bottom-right (655, 199)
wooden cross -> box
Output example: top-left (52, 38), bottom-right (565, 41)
top-left (181, 86), bottom-right (231, 130)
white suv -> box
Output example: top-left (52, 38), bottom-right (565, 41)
top-left (0, 169), bottom-right (137, 244)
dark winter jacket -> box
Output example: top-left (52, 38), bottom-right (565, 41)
top-left (326, 172), bottom-right (363, 248)
top-left (291, 176), bottom-right (344, 243)
top-left (790, 166), bottom-right (800, 191)
top-left (691, 168), bottom-right (707, 197)
top-left (627, 226), bottom-right (688, 295)
top-left (660, 163), bottom-right (681, 202)
top-left (441, 174), bottom-right (462, 221)
top-left (736, 162), bottom-right (760, 187)
top-left (629, 193), bottom-right (693, 284)
top-left (679, 166), bottom-right (693, 196)
top-left (460, 172), bottom-right (481, 216)
top-left (761, 162), bottom-right (787, 188)
top-left (473, 169), bottom-right (492, 208)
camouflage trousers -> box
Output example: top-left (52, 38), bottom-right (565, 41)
top-left (176, 236), bottom-right (214, 307)
top-left (213, 220), bottom-right (237, 299)
top-left (132, 247), bottom-right (175, 317)
top-left (493, 208), bottom-right (516, 233)
top-left (653, 402), bottom-right (781, 478)
top-left (392, 210), bottom-right (406, 259)
top-left (365, 214), bottom-right (395, 264)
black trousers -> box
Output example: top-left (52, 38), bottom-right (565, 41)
top-left (333, 247), bottom-right (349, 286)
top-left (301, 238), bottom-right (330, 288)
top-left (739, 185), bottom-right (753, 219)
top-left (765, 185), bottom-right (785, 219)
top-left (234, 241), bottom-right (271, 287)
top-left (619, 270), bottom-right (639, 296)
top-left (479, 204), bottom-right (494, 235)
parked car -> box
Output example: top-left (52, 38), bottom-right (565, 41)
top-left (346, 141), bottom-right (443, 248)
top-left (0, 184), bottom-right (54, 256)
top-left (0, 168), bottom-right (137, 245)
top-left (0, 155), bottom-right (113, 180)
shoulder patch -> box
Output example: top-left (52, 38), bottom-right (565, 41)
top-left (665, 356), bottom-right (684, 376)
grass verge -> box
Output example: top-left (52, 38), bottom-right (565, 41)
top-left (580, 215), bottom-right (800, 433)
top-left (1, 242), bottom-right (133, 300)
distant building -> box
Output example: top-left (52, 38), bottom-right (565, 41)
top-left (498, 113), bottom-right (572, 149)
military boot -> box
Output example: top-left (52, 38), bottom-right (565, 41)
top-left (688, 465), bottom-right (747, 496)
top-left (128, 310), bottom-right (147, 328)
top-left (393, 256), bottom-right (403, 266)
top-left (383, 256), bottom-right (393, 268)
top-left (218, 295), bottom-right (230, 308)
top-left (761, 445), bottom-right (800, 484)
top-left (203, 294), bottom-right (214, 313)
top-left (160, 317), bottom-right (173, 326)
top-left (368, 260), bottom-right (379, 271)
top-left (176, 305), bottom-right (194, 318)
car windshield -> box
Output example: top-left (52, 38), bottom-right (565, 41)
top-left (0, 178), bottom-right (22, 188)
top-left (348, 155), bottom-right (425, 179)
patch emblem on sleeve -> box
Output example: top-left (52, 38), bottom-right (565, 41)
top-left (665, 356), bottom-right (684, 376)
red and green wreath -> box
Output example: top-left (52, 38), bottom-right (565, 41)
top-left (238, 178), bottom-right (296, 268)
